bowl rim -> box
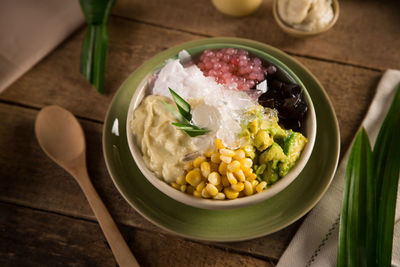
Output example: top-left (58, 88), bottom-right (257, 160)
top-left (273, 0), bottom-right (340, 37)
top-left (126, 43), bottom-right (317, 210)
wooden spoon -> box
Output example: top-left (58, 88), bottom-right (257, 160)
top-left (35, 105), bottom-right (139, 267)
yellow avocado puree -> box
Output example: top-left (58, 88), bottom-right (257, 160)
top-left (131, 95), bottom-right (198, 183)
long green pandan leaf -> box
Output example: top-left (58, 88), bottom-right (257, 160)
top-left (169, 88), bottom-right (192, 121)
top-left (160, 100), bottom-right (189, 123)
top-left (161, 88), bottom-right (210, 137)
top-left (374, 85), bottom-right (400, 266)
top-left (338, 85), bottom-right (400, 267)
top-left (171, 122), bottom-right (210, 137)
top-left (337, 127), bottom-right (373, 267)
top-left (79, 0), bottom-right (115, 94)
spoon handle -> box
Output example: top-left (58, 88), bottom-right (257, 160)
top-left (74, 168), bottom-right (140, 267)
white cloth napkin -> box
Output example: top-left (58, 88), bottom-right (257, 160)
top-left (0, 0), bottom-right (84, 93)
top-left (277, 69), bottom-right (400, 267)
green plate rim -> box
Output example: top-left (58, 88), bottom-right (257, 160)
top-left (102, 37), bottom-right (340, 242)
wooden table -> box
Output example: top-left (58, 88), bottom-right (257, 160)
top-left (1, 1), bottom-right (399, 266)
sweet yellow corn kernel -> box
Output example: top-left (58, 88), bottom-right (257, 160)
top-left (218, 162), bottom-right (228, 175)
top-left (208, 172), bottom-right (221, 185)
top-left (233, 149), bottom-right (246, 160)
top-left (254, 130), bottom-right (273, 151)
top-left (250, 180), bottom-right (259, 189)
top-left (231, 182), bottom-right (244, 192)
top-left (220, 155), bottom-right (232, 164)
top-left (200, 161), bottom-right (211, 178)
top-left (206, 184), bottom-right (219, 196)
top-left (249, 118), bottom-right (258, 133)
top-left (204, 149), bottom-right (214, 158)
top-left (244, 181), bottom-right (253, 196)
top-left (215, 139), bottom-right (225, 150)
top-left (180, 185), bottom-right (187, 193)
top-left (226, 171), bottom-right (238, 185)
top-left (185, 169), bottom-right (202, 187)
top-left (186, 185), bottom-right (195, 195)
top-left (176, 175), bottom-right (186, 185)
top-left (224, 187), bottom-right (239, 199)
top-left (256, 181), bottom-right (267, 193)
top-left (210, 152), bottom-right (221, 163)
top-left (220, 148), bottom-right (235, 157)
top-left (193, 190), bottom-right (202, 198)
top-left (193, 156), bottom-right (206, 168)
top-left (201, 188), bottom-right (212, 198)
top-left (221, 175), bottom-right (230, 187)
top-left (242, 166), bottom-right (253, 177)
top-left (240, 158), bottom-right (253, 168)
top-left (227, 160), bottom-right (241, 172)
top-left (210, 162), bottom-right (219, 172)
top-left (184, 161), bottom-right (193, 171)
top-left (171, 182), bottom-right (180, 190)
top-left (196, 181), bottom-right (206, 192)
top-left (213, 192), bottom-right (226, 200)
top-left (216, 184), bottom-right (223, 192)
top-left (243, 145), bottom-right (255, 159)
top-left (234, 169), bottom-right (246, 182)
top-left (247, 173), bottom-right (257, 180)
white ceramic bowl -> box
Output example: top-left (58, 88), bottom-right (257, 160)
top-left (126, 44), bottom-right (316, 210)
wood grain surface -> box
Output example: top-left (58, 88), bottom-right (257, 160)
top-left (0, 0), bottom-right (398, 266)
top-left (0, 202), bottom-right (271, 267)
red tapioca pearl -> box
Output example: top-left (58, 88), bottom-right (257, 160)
top-left (226, 48), bottom-right (236, 55)
top-left (231, 57), bottom-right (239, 65)
top-left (206, 50), bottom-right (214, 57)
top-left (247, 80), bottom-right (256, 88)
top-left (238, 67), bottom-right (248, 75)
top-left (203, 56), bottom-right (211, 64)
top-left (211, 57), bottom-right (219, 63)
top-left (254, 65), bottom-right (262, 73)
top-left (209, 69), bottom-right (217, 76)
top-left (213, 63), bottom-right (222, 70)
top-left (239, 55), bottom-right (248, 61)
top-left (256, 73), bottom-right (264, 81)
top-left (222, 54), bottom-right (231, 62)
top-left (238, 60), bottom-right (247, 67)
top-left (238, 49), bottom-right (249, 56)
top-left (221, 64), bottom-right (229, 72)
top-left (216, 52), bottom-right (223, 58)
top-left (248, 72), bottom-right (258, 80)
top-left (253, 57), bottom-right (262, 66)
top-left (222, 72), bottom-right (232, 79)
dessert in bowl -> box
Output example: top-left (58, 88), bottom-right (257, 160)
top-left (127, 44), bottom-right (316, 209)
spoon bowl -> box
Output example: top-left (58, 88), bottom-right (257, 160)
top-left (35, 105), bottom-right (85, 169)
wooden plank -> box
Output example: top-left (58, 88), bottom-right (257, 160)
top-left (113, 0), bottom-right (400, 71)
top-left (0, 202), bottom-right (272, 267)
top-left (0, 102), bottom-right (297, 260)
top-left (0, 202), bottom-right (115, 267)
top-left (0, 16), bottom-right (381, 152)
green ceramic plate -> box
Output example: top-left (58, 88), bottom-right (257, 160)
top-left (103, 37), bottom-right (340, 242)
